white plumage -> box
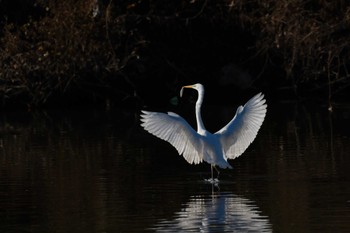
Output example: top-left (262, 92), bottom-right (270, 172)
top-left (140, 83), bottom-right (267, 178)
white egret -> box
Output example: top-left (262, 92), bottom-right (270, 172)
top-left (140, 83), bottom-right (267, 181)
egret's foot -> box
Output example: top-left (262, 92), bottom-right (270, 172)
top-left (204, 178), bottom-right (220, 184)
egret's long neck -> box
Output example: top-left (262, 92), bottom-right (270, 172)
top-left (195, 90), bottom-right (206, 134)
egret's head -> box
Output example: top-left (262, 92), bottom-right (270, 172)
top-left (180, 83), bottom-right (204, 97)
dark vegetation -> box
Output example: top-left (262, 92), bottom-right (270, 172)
top-left (1, 0), bottom-right (350, 109)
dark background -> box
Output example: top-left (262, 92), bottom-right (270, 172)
top-left (1, 0), bottom-right (349, 109)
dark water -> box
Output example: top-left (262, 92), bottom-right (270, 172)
top-left (0, 103), bottom-right (350, 233)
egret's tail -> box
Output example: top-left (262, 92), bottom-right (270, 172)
top-left (217, 162), bottom-right (233, 169)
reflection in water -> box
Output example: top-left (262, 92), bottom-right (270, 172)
top-left (0, 104), bottom-right (350, 232)
top-left (151, 192), bottom-right (272, 232)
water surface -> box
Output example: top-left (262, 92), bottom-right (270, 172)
top-left (0, 103), bottom-right (349, 232)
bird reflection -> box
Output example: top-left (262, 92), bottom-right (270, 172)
top-left (151, 192), bottom-right (272, 232)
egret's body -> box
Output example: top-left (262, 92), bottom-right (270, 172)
top-left (141, 83), bottom-right (267, 180)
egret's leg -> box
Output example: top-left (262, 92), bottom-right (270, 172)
top-left (211, 165), bottom-right (214, 181)
top-left (214, 166), bottom-right (220, 179)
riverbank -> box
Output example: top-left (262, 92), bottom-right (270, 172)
top-left (1, 0), bottom-right (349, 109)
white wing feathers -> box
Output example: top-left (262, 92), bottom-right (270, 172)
top-left (215, 93), bottom-right (267, 160)
top-left (141, 92), bottom-right (266, 165)
top-left (140, 111), bottom-right (203, 165)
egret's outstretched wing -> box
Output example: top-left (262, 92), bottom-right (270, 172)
top-left (215, 93), bottom-right (267, 160)
top-left (140, 111), bottom-right (203, 164)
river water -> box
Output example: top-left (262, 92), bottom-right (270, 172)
top-left (0, 102), bottom-right (349, 232)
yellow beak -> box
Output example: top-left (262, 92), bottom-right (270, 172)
top-left (182, 85), bottom-right (194, 89)
top-left (180, 85), bottom-right (194, 97)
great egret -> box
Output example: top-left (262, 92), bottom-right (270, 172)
top-left (140, 83), bottom-right (267, 181)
